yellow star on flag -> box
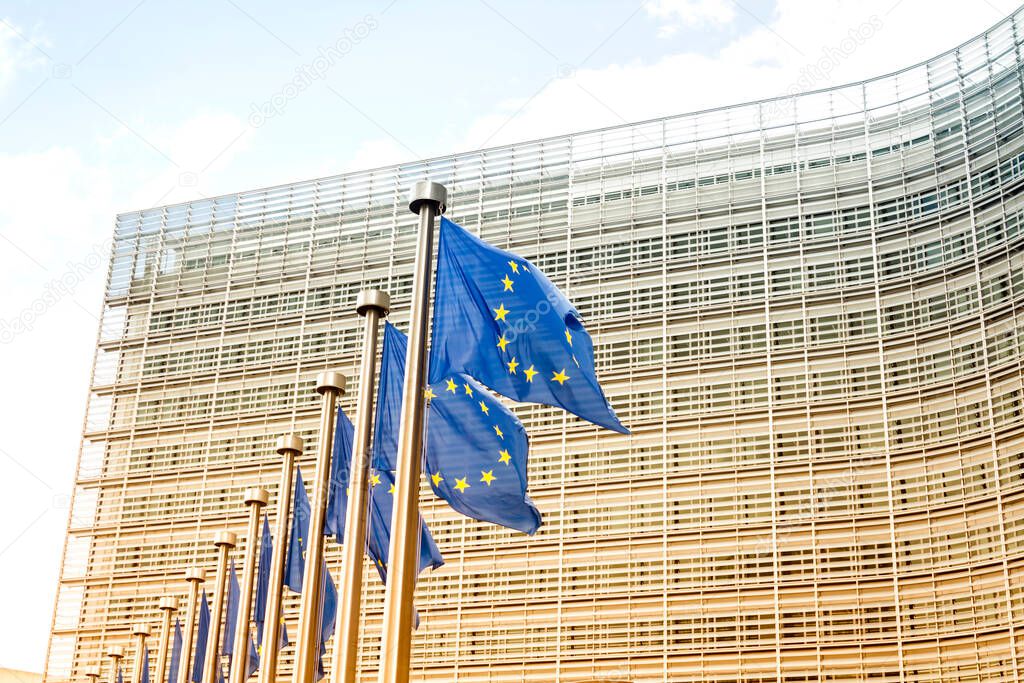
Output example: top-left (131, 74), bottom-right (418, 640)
top-left (480, 470), bottom-right (496, 486)
top-left (431, 472), bottom-right (444, 487)
top-left (565, 328), bottom-right (573, 346)
top-left (552, 368), bottom-right (570, 385)
top-left (454, 477), bottom-right (470, 493)
top-left (369, 472), bottom-right (381, 487)
top-left (498, 449), bottom-right (511, 465)
top-left (463, 383), bottom-right (474, 397)
top-left (424, 387), bottom-right (436, 400)
top-left (446, 378), bottom-right (457, 393)
top-left (501, 274), bottom-right (514, 291)
top-left (388, 483), bottom-right (395, 494)
top-left (508, 260), bottom-right (519, 274)
top-left (496, 334), bottom-right (510, 352)
top-left (507, 356), bottom-right (519, 374)
top-left (493, 302), bottom-right (510, 321)
top-left (524, 364), bottom-right (538, 382)
top-left (479, 401), bottom-right (490, 415)
top-left (493, 425), bottom-right (504, 439)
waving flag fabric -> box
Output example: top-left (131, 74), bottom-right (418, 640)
top-left (253, 515), bottom-right (288, 655)
top-left (190, 591), bottom-right (210, 683)
top-left (429, 216), bottom-right (627, 434)
top-left (168, 618), bottom-right (182, 683)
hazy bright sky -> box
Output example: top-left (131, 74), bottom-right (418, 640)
top-left (0, 0), bottom-right (1013, 673)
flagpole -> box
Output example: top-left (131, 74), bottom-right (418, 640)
top-left (331, 289), bottom-right (390, 683)
top-left (202, 531), bottom-right (237, 683)
top-left (131, 624), bottom-right (150, 683)
top-left (377, 180), bottom-right (447, 683)
top-left (107, 646), bottom-right (124, 683)
top-left (229, 488), bottom-right (269, 683)
top-left (176, 569), bottom-right (206, 683)
top-left (257, 436), bottom-right (303, 683)
top-left (155, 597), bottom-right (177, 683)
top-left (291, 371), bottom-right (347, 683)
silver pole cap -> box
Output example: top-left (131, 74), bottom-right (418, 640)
top-left (107, 646), bottom-right (124, 659)
top-left (356, 289), bottom-right (391, 317)
top-left (244, 487), bottom-right (270, 506)
top-left (158, 596), bottom-right (178, 612)
top-left (132, 623), bottom-right (150, 637)
top-left (213, 530), bottom-right (237, 547)
top-left (276, 434), bottom-right (304, 455)
top-left (184, 568), bottom-right (206, 583)
top-left (408, 180), bottom-right (447, 214)
top-left (85, 667), bottom-right (102, 679)
top-left (315, 371), bottom-right (347, 395)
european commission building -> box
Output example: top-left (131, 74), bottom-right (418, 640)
top-left (44, 7), bottom-right (1024, 682)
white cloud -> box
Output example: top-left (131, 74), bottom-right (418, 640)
top-left (454, 0), bottom-right (1005, 150)
top-left (645, 0), bottom-right (737, 35)
top-left (0, 18), bottom-right (46, 91)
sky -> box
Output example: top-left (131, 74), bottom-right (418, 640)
top-left (0, 0), bottom-right (1014, 673)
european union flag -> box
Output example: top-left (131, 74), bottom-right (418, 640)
top-left (379, 322), bottom-right (541, 534)
top-left (168, 618), bottom-right (182, 683)
top-left (328, 402), bottom-right (444, 576)
top-left (430, 217), bottom-right (628, 434)
top-left (191, 590), bottom-right (210, 683)
top-left (140, 646), bottom-right (150, 683)
top-left (284, 468), bottom-right (338, 680)
top-left (223, 560), bottom-right (239, 656)
top-left (324, 406), bottom-right (355, 539)
top-left (117, 666), bottom-right (123, 683)
top-left (254, 515), bottom-right (288, 654)
top-left (284, 471), bottom-right (309, 593)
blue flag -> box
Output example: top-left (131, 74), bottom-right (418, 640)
top-left (168, 618), bottom-right (182, 683)
top-left (330, 403), bottom-right (444, 572)
top-left (324, 407), bottom-right (355, 539)
top-left (140, 647), bottom-right (150, 683)
top-left (429, 217), bottom-right (627, 434)
top-left (191, 590), bottom-right (210, 683)
top-left (117, 666), bottom-right (123, 683)
top-left (223, 560), bottom-right (239, 656)
top-left (380, 322), bottom-right (541, 534)
top-left (247, 637), bottom-right (259, 678)
top-left (284, 470), bottom-right (310, 593)
top-left (254, 515), bottom-right (289, 654)
top-left (284, 468), bottom-right (341, 679)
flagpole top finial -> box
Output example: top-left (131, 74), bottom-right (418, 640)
top-left (131, 623), bottom-right (150, 637)
top-left (356, 289), bottom-right (390, 317)
top-left (184, 568), bottom-right (206, 583)
top-left (85, 667), bottom-right (102, 679)
top-left (158, 596), bottom-right (177, 612)
top-left (276, 434), bottom-right (304, 455)
top-left (408, 180), bottom-right (447, 215)
top-left (107, 647), bottom-right (124, 659)
top-left (315, 371), bottom-right (347, 395)
top-left (244, 487), bottom-right (270, 507)
top-left (213, 530), bottom-right (237, 548)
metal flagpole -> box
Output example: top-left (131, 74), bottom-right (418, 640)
top-left (229, 488), bottom-right (270, 683)
top-left (106, 646), bottom-right (124, 683)
top-left (86, 666), bottom-right (102, 683)
top-left (155, 597), bottom-right (178, 683)
top-left (176, 569), bottom-right (206, 683)
top-left (377, 180), bottom-right (447, 683)
top-left (291, 371), bottom-right (347, 683)
top-left (331, 289), bottom-right (390, 683)
top-left (131, 624), bottom-right (150, 683)
top-left (202, 531), bottom-right (237, 683)
top-left (256, 435), bottom-right (303, 683)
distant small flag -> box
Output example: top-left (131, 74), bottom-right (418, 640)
top-left (190, 590), bottom-right (210, 683)
top-left (140, 647), bottom-right (150, 683)
top-left (253, 515), bottom-right (288, 654)
top-left (117, 666), bottom-right (123, 683)
top-left (168, 618), bottom-right (182, 683)
top-left (223, 561), bottom-right (239, 656)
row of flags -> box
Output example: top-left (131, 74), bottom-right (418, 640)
top-left (99, 213), bottom-right (625, 683)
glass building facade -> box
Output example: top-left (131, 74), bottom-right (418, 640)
top-left (44, 7), bottom-right (1024, 681)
